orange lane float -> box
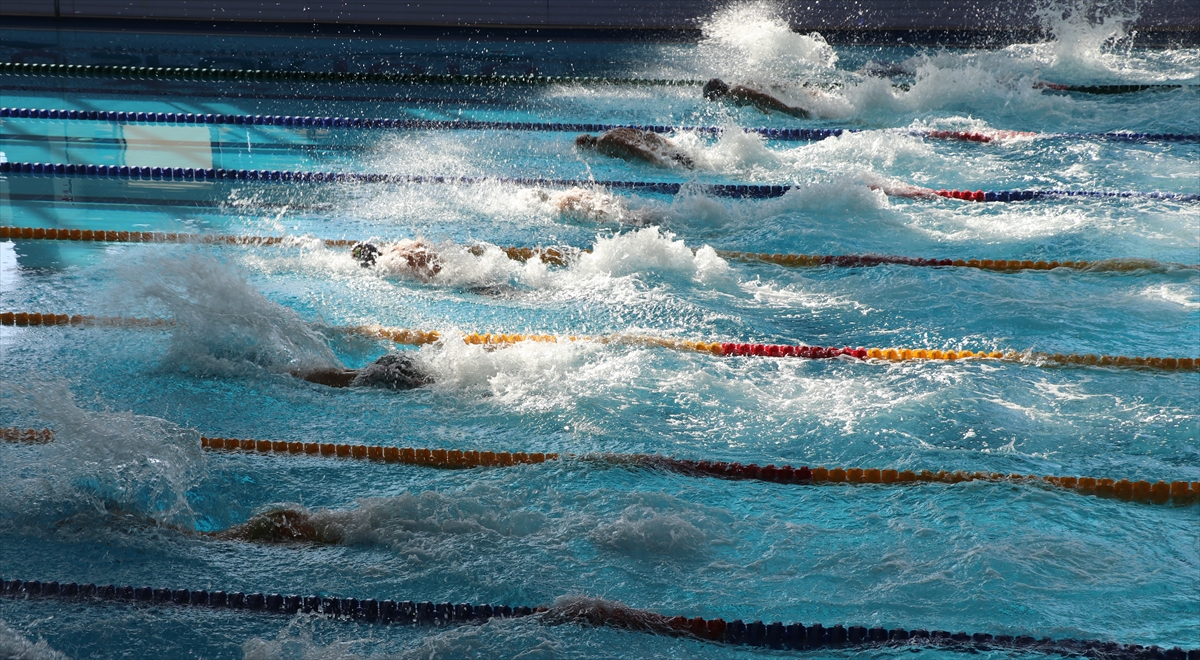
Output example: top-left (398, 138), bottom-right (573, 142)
top-left (4, 428), bottom-right (1195, 505)
top-left (4, 311), bottom-right (1197, 372)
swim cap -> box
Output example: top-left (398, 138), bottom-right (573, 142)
top-left (351, 242), bottom-right (380, 267)
top-left (575, 134), bottom-right (599, 148)
top-left (703, 78), bottom-right (730, 100)
top-left (351, 353), bottom-right (434, 390)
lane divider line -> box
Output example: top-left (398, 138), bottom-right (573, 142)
top-left (1, 577), bottom-right (1194, 658)
top-left (378, 326), bottom-right (1200, 372)
top-left (3, 161), bottom-right (1197, 203)
top-left (1035, 81), bottom-right (1190, 94)
top-left (4, 428), bottom-right (1195, 506)
top-left (3, 312), bottom-right (1196, 372)
top-left (5, 106), bottom-right (1198, 144)
top-left (1, 62), bottom-right (1189, 98)
top-left (5, 225), bottom-right (1196, 273)
top-left (0, 61), bottom-right (700, 87)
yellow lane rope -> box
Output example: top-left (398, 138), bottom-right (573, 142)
top-left (3, 428), bottom-right (1194, 506)
top-left (354, 324), bottom-right (1199, 371)
top-left (4, 312), bottom-right (1197, 371)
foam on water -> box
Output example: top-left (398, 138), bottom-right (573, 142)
top-left (241, 616), bottom-right (576, 660)
top-left (255, 226), bottom-right (740, 305)
top-left (696, 1), bottom-right (838, 80)
top-left (572, 227), bottom-right (730, 282)
top-left (423, 333), bottom-right (636, 412)
top-left (1022, 0), bottom-right (1197, 82)
top-left (588, 504), bottom-right (709, 557)
top-left (123, 254), bottom-right (342, 376)
top-left (0, 619), bottom-right (70, 660)
top-left (0, 381), bottom-right (206, 532)
top-left (1140, 282), bottom-right (1200, 308)
top-left (669, 0), bottom-right (1199, 126)
top-left (212, 476), bottom-right (734, 568)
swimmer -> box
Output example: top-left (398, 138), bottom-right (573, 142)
top-left (352, 239), bottom-right (441, 281)
top-left (294, 352), bottom-right (433, 390)
top-left (72, 502), bottom-right (342, 546)
top-left (869, 181), bottom-right (937, 199)
top-left (703, 78), bottom-right (810, 118)
top-left (206, 507), bottom-right (342, 545)
top-left (574, 127), bottom-right (694, 169)
top-left (543, 597), bottom-right (689, 637)
top-left (542, 186), bottom-right (655, 225)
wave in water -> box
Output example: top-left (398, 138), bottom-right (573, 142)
top-left (0, 381), bottom-right (206, 532)
top-left (0, 620), bottom-right (69, 660)
top-left (124, 254), bottom-right (342, 376)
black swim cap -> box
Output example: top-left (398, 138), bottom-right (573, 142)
top-left (575, 134), bottom-right (599, 148)
top-left (351, 242), bottom-right (380, 267)
top-left (351, 353), bottom-right (433, 390)
top-left (703, 78), bottom-right (730, 100)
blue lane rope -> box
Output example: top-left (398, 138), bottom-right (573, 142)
top-left (3, 578), bottom-right (1194, 658)
top-left (2, 160), bottom-right (1198, 203)
top-left (3, 107), bottom-right (1198, 144)
top-left (0, 62), bottom-right (1191, 97)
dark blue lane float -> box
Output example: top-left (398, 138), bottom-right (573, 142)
top-left (3, 106), bottom-right (1198, 144)
top-left (2, 161), bottom-right (1197, 203)
top-left (2, 578), bottom-right (1195, 659)
top-left (1, 62), bottom-right (1191, 98)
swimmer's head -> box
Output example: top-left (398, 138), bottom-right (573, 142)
top-left (575, 134), bottom-right (599, 149)
top-left (703, 78), bottom-right (730, 100)
top-left (351, 242), bottom-right (380, 267)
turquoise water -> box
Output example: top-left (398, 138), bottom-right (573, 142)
top-left (1, 4), bottom-right (1198, 659)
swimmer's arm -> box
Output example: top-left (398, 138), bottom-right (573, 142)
top-left (293, 369), bottom-right (358, 388)
top-left (869, 182), bottom-right (937, 199)
top-left (730, 85), bottom-right (810, 118)
top-left (596, 141), bottom-right (658, 164)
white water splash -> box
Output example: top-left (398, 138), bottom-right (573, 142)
top-left (698, 1), bottom-right (838, 80)
top-left (0, 620), bottom-right (70, 660)
top-left (0, 381), bottom-right (206, 531)
top-left (124, 255), bottom-right (341, 376)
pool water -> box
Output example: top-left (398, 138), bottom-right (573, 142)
top-left (1, 3), bottom-right (1198, 658)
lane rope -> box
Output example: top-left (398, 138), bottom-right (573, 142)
top-left (1036, 81), bottom-right (1189, 94)
top-left (5, 225), bottom-right (1196, 274)
top-left (0, 61), bottom-right (700, 87)
top-left (3, 311), bottom-right (1196, 372)
top-left (3, 161), bottom-right (1197, 203)
top-left (5, 106), bottom-right (1199, 144)
top-left (1, 577), bottom-right (1193, 658)
top-left (3, 427), bottom-right (1194, 506)
top-left (1, 62), bottom-right (1189, 98)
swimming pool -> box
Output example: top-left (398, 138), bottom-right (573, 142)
top-left (1, 3), bottom-right (1198, 658)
